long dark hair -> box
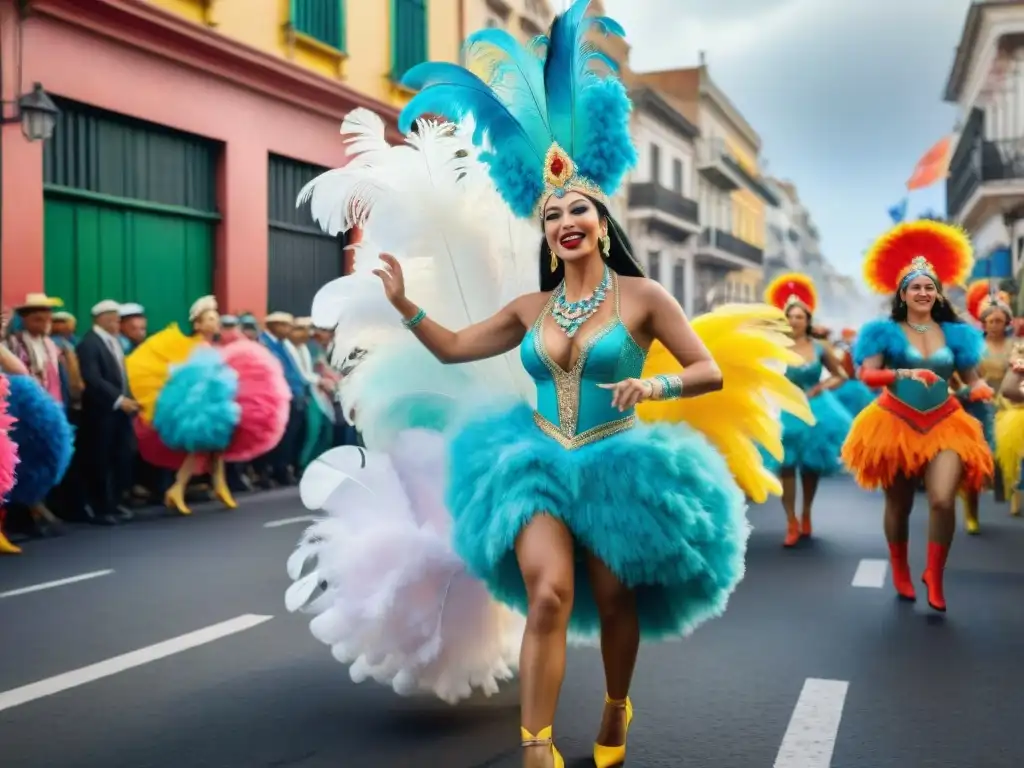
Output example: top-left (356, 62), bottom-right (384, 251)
top-left (889, 287), bottom-right (962, 324)
top-left (537, 197), bottom-right (645, 292)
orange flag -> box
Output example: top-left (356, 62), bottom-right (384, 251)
top-left (906, 136), bottom-right (952, 190)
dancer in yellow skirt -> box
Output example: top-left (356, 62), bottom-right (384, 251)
top-left (841, 221), bottom-right (994, 613)
top-left (957, 281), bottom-right (1015, 531)
top-left (996, 342), bottom-right (1024, 515)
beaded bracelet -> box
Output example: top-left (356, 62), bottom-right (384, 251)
top-left (652, 374), bottom-right (684, 400)
top-left (403, 308), bottom-right (426, 330)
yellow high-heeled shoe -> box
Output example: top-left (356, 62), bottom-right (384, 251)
top-left (0, 530), bottom-right (21, 554)
top-left (1012, 491), bottom-right (1021, 517)
top-left (593, 695), bottom-right (634, 768)
top-left (164, 485), bottom-right (192, 516)
top-left (521, 725), bottom-right (564, 768)
top-left (212, 479), bottom-right (238, 510)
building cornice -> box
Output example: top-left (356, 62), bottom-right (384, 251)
top-left (700, 70), bottom-right (760, 151)
top-left (630, 87), bottom-right (699, 139)
top-left (28, 0), bottom-right (404, 140)
top-left (945, 3), bottom-right (987, 102)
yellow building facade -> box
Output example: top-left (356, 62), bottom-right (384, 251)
top-left (724, 138), bottom-right (766, 251)
top-left (146, 0), bottom-right (462, 109)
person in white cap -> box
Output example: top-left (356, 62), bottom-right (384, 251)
top-left (76, 299), bottom-right (139, 526)
top-left (126, 296), bottom-right (290, 514)
top-left (118, 303), bottom-right (147, 354)
top-left (257, 311), bottom-right (307, 486)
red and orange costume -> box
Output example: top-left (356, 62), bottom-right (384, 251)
top-left (841, 221), bottom-right (993, 611)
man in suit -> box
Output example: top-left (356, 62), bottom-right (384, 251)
top-left (76, 300), bottom-right (139, 525)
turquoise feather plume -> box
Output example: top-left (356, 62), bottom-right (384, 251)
top-left (398, 0), bottom-right (634, 218)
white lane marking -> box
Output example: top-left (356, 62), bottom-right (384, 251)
top-left (263, 515), bottom-right (317, 528)
top-left (0, 614), bottom-right (273, 713)
top-left (0, 569), bottom-right (114, 598)
top-left (851, 558), bottom-right (888, 588)
top-left (774, 678), bottom-right (849, 768)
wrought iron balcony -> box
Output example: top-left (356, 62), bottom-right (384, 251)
top-left (697, 138), bottom-right (742, 191)
top-left (947, 107), bottom-right (1024, 221)
top-left (698, 227), bottom-right (764, 267)
top-left (696, 138), bottom-right (779, 204)
top-left (627, 182), bottom-right (700, 236)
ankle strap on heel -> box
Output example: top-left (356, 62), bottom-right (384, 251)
top-left (521, 725), bottom-right (553, 747)
top-left (604, 694), bottom-right (630, 707)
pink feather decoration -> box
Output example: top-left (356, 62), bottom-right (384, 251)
top-left (221, 339), bottom-right (292, 461)
top-left (0, 376), bottom-right (21, 499)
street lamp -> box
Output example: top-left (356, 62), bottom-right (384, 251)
top-left (8, 83), bottom-right (60, 142)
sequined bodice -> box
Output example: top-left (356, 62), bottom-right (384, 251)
top-left (786, 342), bottom-right (823, 391)
top-left (520, 276), bottom-right (646, 448)
top-left (885, 340), bottom-right (956, 412)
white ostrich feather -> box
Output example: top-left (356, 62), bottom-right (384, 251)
top-left (298, 107), bottom-right (538, 406)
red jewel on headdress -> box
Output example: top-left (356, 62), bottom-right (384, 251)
top-left (549, 156), bottom-right (564, 176)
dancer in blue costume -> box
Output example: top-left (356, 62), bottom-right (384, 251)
top-left (285, 4), bottom-right (810, 766)
top-left (762, 273), bottom-right (851, 546)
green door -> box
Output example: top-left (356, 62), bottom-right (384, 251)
top-left (42, 99), bottom-right (220, 330)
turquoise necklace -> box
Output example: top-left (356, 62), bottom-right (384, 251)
top-left (551, 267), bottom-right (611, 338)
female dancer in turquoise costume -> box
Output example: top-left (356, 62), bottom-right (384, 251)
top-left (286, 4), bottom-right (810, 766)
top-left (762, 273), bottom-right (851, 546)
top-left (842, 221), bottom-right (993, 612)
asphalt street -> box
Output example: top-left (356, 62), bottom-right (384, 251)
top-left (1, 477), bottom-right (1023, 768)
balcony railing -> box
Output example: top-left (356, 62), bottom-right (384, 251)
top-left (628, 182), bottom-right (699, 227)
top-left (948, 107), bottom-right (1024, 219)
top-left (696, 138), bottom-right (778, 204)
top-left (699, 227), bottom-right (764, 266)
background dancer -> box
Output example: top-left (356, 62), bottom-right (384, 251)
top-left (956, 281), bottom-right (1014, 531)
top-left (842, 221), bottom-right (993, 613)
top-left (760, 273), bottom-right (850, 546)
top-left (996, 342), bottom-right (1024, 514)
top-left (128, 296), bottom-right (291, 515)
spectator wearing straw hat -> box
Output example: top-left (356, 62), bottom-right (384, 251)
top-left (5, 293), bottom-right (65, 404)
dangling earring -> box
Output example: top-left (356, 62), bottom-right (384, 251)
top-left (600, 233), bottom-right (611, 258)
top-left (550, 248), bottom-right (558, 273)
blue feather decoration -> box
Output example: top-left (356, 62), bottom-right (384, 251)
top-left (400, 0), bottom-right (635, 219)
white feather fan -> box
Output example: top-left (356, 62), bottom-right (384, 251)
top-left (298, 107), bottom-right (538, 428)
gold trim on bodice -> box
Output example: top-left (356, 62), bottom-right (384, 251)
top-left (532, 411), bottom-right (636, 449)
top-left (531, 273), bottom-right (631, 448)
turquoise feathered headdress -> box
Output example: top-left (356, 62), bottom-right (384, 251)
top-left (398, 0), bottom-right (636, 219)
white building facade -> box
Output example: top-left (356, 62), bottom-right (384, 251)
top-left (945, 0), bottom-right (1024, 305)
top-left (625, 87), bottom-right (701, 314)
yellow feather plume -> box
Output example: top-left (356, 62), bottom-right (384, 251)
top-left (637, 304), bottom-right (815, 503)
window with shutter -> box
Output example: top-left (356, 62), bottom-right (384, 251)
top-left (293, 0), bottom-right (346, 51)
top-left (392, 0), bottom-right (428, 82)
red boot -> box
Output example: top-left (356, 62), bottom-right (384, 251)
top-left (888, 541), bottom-right (915, 601)
top-left (921, 542), bottom-right (949, 612)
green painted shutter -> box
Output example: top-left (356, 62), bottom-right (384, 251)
top-left (268, 154), bottom-right (343, 316)
top-left (391, 0), bottom-right (427, 81)
top-left (42, 98), bottom-right (219, 330)
top-left (293, 0), bottom-right (346, 50)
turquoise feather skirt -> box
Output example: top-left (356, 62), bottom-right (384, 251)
top-left (446, 403), bottom-right (749, 641)
top-left (153, 348), bottom-right (241, 453)
top-left (762, 391), bottom-right (852, 476)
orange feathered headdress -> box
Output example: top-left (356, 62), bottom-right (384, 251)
top-left (966, 279), bottom-right (1014, 321)
top-left (764, 273), bottom-right (817, 314)
top-left (862, 220), bottom-right (973, 295)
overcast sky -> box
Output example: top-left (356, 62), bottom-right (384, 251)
top-left (602, 0), bottom-right (973, 278)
